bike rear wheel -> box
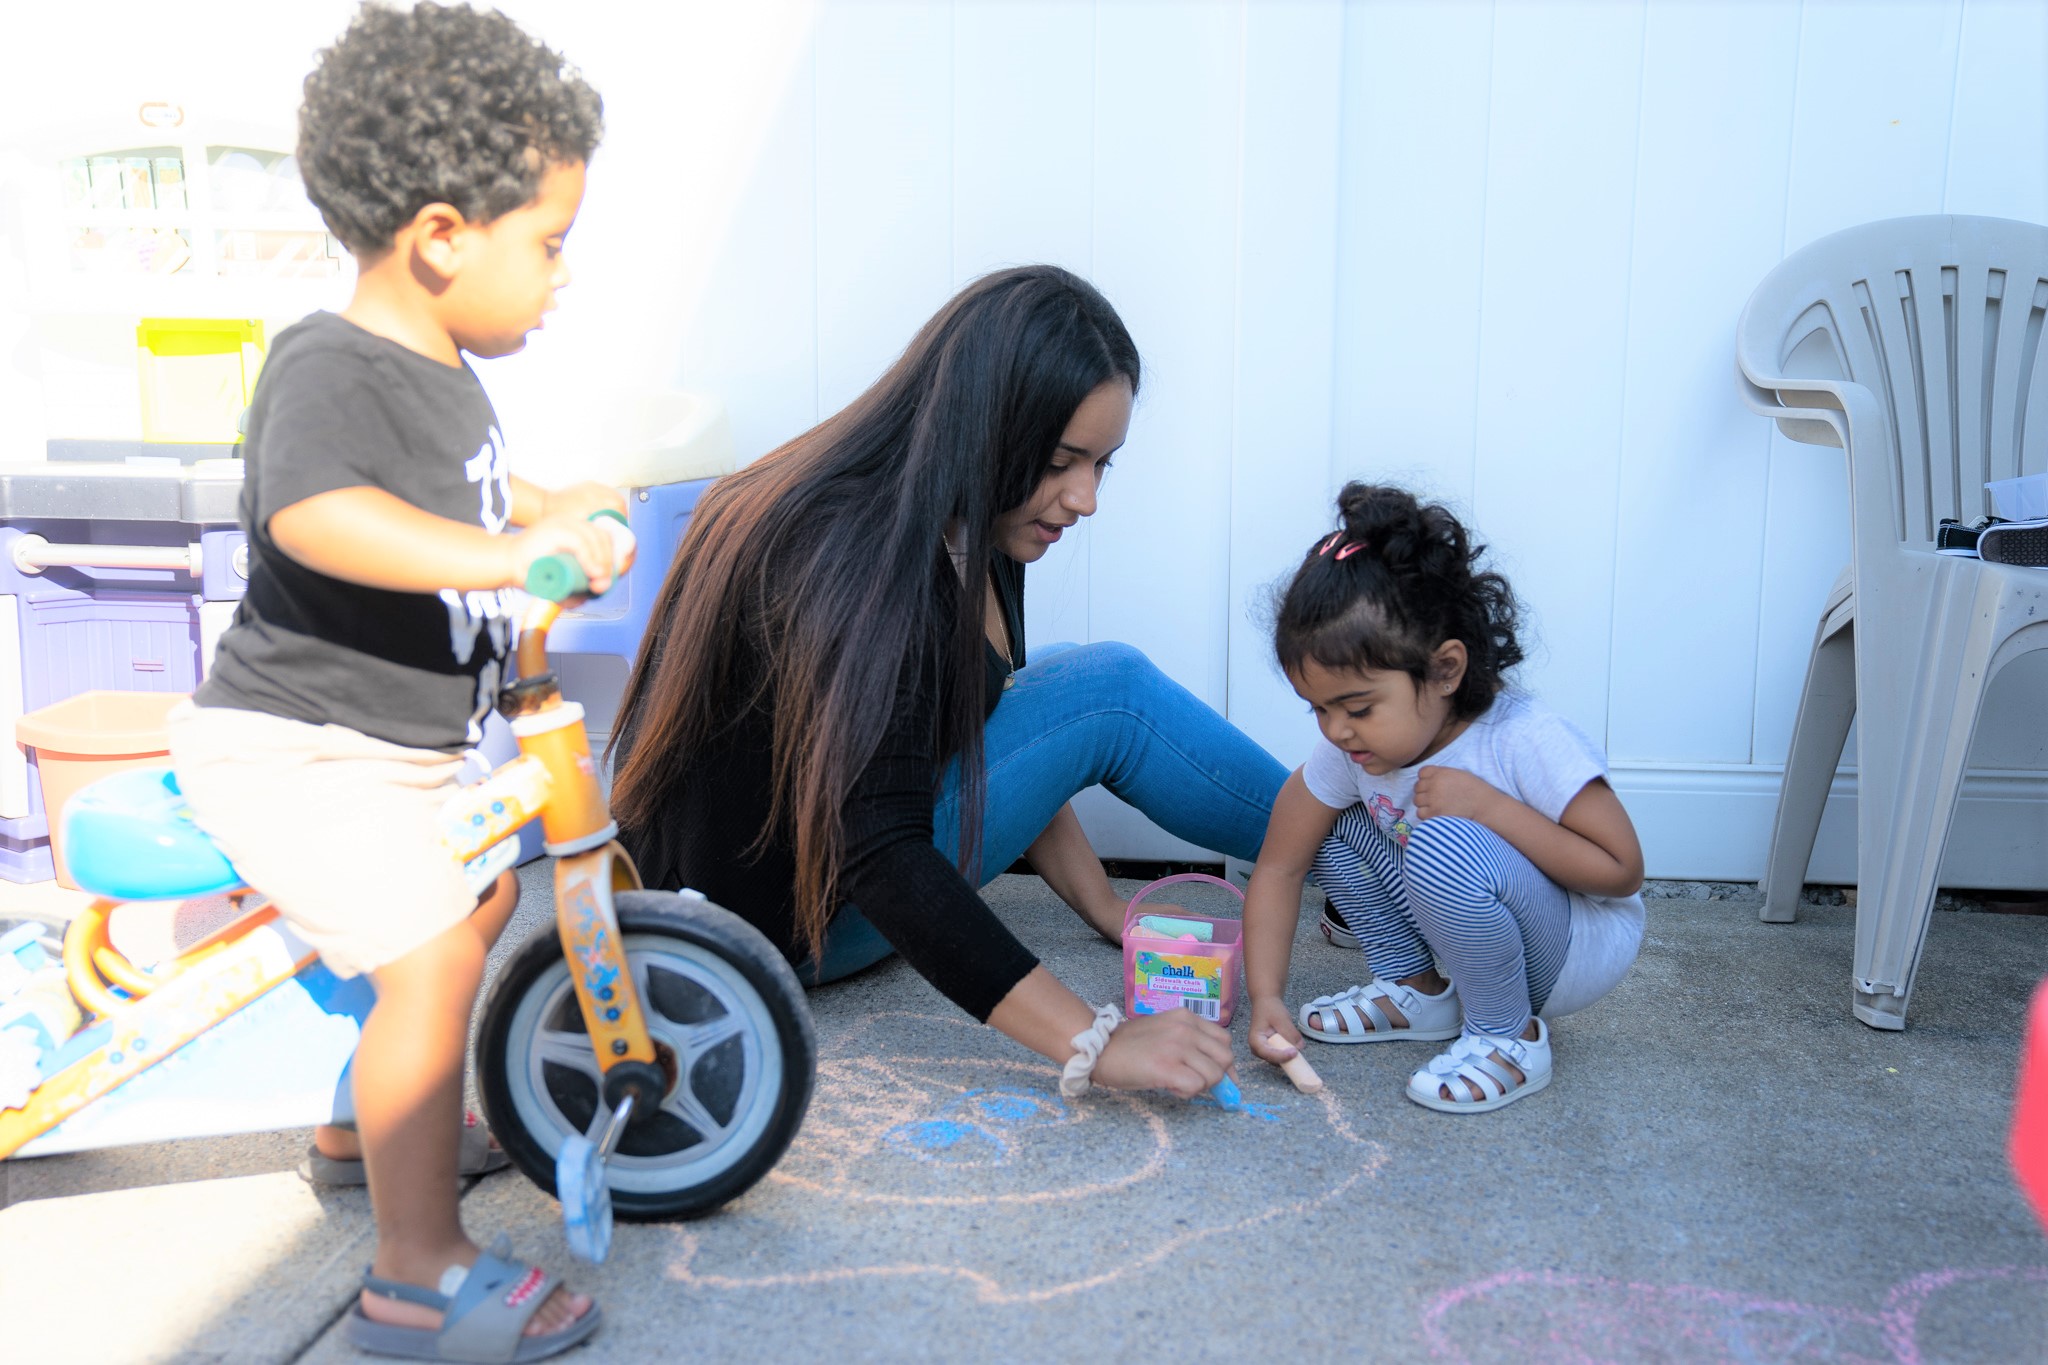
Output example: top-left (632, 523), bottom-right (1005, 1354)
top-left (478, 890), bottom-right (815, 1220)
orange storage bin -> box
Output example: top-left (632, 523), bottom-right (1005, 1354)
top-left (15, 691), bottom-right (186, 888)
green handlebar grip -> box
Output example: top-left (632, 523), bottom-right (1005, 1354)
top-left (525, 555), bottom-right (589, 602)
top-left (522, 509), bottom-right (633, 602)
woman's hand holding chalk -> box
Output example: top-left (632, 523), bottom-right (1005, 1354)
top-left (1261, 1034), bottom-right (1324, 1095)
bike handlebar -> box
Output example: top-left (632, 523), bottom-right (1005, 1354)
top-left (524, 509), bottom-right (636, 602)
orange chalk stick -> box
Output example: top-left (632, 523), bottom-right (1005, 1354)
top-left (1273, 1046), bottom-right (1324, 1095)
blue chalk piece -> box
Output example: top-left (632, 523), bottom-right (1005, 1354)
top-left (1211, 1076), bottom-right (1242, 1110)
top-left (1190, 1091), bottom-right (1281, 1121)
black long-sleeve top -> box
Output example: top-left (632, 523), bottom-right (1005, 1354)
top-left (616, 554), bottom-right (1037, 1021)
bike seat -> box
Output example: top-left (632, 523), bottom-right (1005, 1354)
top-left (62, 767), bottom-right (244, 901)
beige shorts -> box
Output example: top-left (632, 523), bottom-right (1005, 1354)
top-left (166, 701), bottom-right (480, 979)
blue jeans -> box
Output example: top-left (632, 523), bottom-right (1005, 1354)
top-left (807, 641), bottom-right (1288, 983)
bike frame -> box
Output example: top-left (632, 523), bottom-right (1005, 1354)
top-left (0, 899), bottom-right (311, 1158)
top-left (0, 597), bottom-right (656, 1159)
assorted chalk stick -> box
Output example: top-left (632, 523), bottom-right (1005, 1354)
top-left (1136, 914), bottom-right (1214, 943)
top-left (1128, 923), bottom-right (1205, 944)
top-left (1210, 1076), bottom-right (1243, 1110)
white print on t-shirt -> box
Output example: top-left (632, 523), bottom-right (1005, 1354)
top-left (441, 589), bottom-right (515, 666)
top-left (449, 424), bottom-right (517, 740)
top-left (440, 587), bottom-right (515, 743)
top-left (465, 425), bottom-right (513, 534)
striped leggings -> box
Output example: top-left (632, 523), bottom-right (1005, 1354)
top-left (1312, 808), bottom-right (1572, 1038)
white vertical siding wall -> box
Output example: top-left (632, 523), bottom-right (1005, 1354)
top-left (5, 0), bottom-right (2046, 879)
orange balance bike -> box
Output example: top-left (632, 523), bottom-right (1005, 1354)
top-left (0, 515), bottom-right (816, 1261)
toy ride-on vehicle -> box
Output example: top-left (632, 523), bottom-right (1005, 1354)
top-left (0, 513), bottom-right (815, 1259)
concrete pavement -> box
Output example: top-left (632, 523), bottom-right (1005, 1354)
top-left (3, 871), bottom-right (2044, 1363)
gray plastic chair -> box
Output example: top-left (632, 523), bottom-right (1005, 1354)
top-left (1736, 214), bottom-right (2048, 1030)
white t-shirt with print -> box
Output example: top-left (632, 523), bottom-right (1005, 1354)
top-left (1299, 688), bottom-right (1643, 1017)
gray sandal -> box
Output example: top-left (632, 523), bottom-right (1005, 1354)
top-left (347, 1236), bottom-right (601, 1362)
top-left (301, 1112), bottom-right (510, 1186)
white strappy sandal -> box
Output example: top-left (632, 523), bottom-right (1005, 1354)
top-left (1406, 1020), bottom-right (1553, 1113)
top-left (1297, 977), bottom-right (1462, 1043)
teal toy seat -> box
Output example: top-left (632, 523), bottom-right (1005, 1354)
top-left (62, 767), bottom-right (243, 901)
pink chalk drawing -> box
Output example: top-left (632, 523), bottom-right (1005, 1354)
top-left (1420, 1265), bottom-right (2048, 1364)
top-left (660, 1010), bottom-right (1387, 1304)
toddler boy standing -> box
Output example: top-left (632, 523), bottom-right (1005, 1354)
top-left (171, 4), bottom-right (621, 1358)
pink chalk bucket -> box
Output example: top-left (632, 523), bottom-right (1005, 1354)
top-left (1121, 873), bottom-right (1245, 1027)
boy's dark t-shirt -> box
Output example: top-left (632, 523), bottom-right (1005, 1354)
top-left (196, 311), bottom-right (516, 753)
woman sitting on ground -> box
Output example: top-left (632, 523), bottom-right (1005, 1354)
top-left (610, 265), bottom-right (1286, 1097)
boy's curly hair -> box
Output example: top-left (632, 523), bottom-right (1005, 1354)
top-left (298, 2), bottom-right (603, 255)
top-left (1273, 482), bottom-right (1524, 720)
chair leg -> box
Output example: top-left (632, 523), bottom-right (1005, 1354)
top-left (1847, 565), bottom-right (1999, 1031)
top-left (1762, 618), bottom-right (1854, 924)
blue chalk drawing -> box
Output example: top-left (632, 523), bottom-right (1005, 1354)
top-left (882, 1087), bottom-right (1071, 1166)
top-left (973, 1092), bottom-right (1041, 1122)
top-left (884, 1120), bottom-right (1010, 1164)
top-left (944, 1087), bottom-right (1065, 1128)
top-left (896, 1121), bottom-right (975, 1150)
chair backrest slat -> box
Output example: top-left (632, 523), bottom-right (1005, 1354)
top-left (1738, 216), bottom-right (2048, 549)
top-left (2009, 277), bottom-right (2048, 483)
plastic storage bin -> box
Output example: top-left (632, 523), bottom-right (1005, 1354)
top-left (15, 690), bottom-right (186, 888)
top-left (136, 317), bottom-right (265, 444)
top-left (1121, 873), bottom-right (1245, 1026)
top-left (0, 466), bottom-right (244, 883)
top-left (1987, 473), bottom-right (2048, 522)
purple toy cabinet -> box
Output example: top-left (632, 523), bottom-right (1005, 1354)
top-left (0, 455), bottom-right (245, 881)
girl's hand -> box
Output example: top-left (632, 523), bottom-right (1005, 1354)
top-left (1091, 1009), bottom-right (1236, 1099)
top-left (1413, 765), bottom-right (1505, 823)
top-left (541, 481), bottom-right (627, 524)
top-left (506, 511), bottom-right (621, 596)
top-left (1248, 995), bottom-right (1303, 1064)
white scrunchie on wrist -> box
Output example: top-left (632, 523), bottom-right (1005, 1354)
top-left (1059, 1004), bottom-right (1126, 1097)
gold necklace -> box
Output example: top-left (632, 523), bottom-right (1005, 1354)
top-left (986, 579), bottom-right (1016, 689)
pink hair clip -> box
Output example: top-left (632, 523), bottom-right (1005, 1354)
top-left (1317, 531), bottom-right (1345, 556)
top-left (1334, 540), bottom-right (1366, 561)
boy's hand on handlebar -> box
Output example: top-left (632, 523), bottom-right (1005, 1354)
top-left (1091, 1009), bottom-right (1236, 1099)
top-left (1248, 995), bottom-right (1303, 1064)
top-left (540, 481), bottom-right (627, 524)
top-left (507, 512), bottom-right (619, 597)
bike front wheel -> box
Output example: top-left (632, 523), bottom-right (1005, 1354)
top-left (477, 890), bottom-right (815, 1220)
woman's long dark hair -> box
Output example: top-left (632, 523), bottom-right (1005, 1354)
top-left (610, 265), bottom-right (1139, 955)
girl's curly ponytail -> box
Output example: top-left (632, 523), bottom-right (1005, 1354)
top-left (1273, 483), bottom-right (1522, 718)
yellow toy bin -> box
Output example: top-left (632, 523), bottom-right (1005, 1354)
top-left (15, 691), bottom-right (187, 888)
top-left (136, 317), bottom-right (265, 444)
